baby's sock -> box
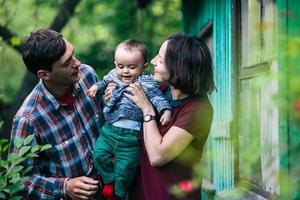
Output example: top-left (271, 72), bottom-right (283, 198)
top-left (102, 183), bottom-right (114, 198)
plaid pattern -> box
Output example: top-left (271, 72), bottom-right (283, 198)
top-left (9, 64), bottom-right (103, 199)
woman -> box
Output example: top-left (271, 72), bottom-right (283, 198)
top-left (124, 33), bottom-right (215, 200)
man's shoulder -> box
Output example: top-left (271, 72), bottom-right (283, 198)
top-left (79, 64), bottom-right (95, 77)
top-left (14, 84), bottom-right (44, 120)
top-left (79, 64), bottom-right (99, 85)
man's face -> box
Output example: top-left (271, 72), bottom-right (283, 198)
top-left (114, 47), bottom-right (146, 83)
top-left (47, 39), bottom-right (81, 87)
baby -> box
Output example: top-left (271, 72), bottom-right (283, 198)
top-left (88, 39), bottom-right (171, 200)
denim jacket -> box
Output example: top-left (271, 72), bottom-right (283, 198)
top-left (95, 69), bottom-right (171, 123)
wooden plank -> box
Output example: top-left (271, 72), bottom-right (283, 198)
top-left (238, 62), bottom-right (270, 79)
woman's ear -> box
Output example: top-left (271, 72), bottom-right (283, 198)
top-left (37, 70), bottom-right (50, 80)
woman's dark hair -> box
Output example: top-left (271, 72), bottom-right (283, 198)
top-left (165, 33), bottom-right (215, 95)
top-left (20, 28), bottom-right (66, 76)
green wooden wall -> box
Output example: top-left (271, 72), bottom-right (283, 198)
top-left (182, 0), bottom-right (234, 193)
top-left (181, 0), bottom-right (213, 35)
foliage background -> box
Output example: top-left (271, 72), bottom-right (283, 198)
top-left (0, 0), bottom-right (181, 137)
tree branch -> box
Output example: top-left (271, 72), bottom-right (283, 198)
top-left (0, 25), bottom-right (20, 52)
top-left (50, 0), bottom-right (81, 31)
top-left (0, 0), bottom-right (81, 138)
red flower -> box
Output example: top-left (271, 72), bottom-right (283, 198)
top-left (179, 179), bottom-right (194, 193)
top-left (294, 99), bottom-right (300, 113)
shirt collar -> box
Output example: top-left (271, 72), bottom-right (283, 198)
top-left (39, 80), bottom-right (82, 110)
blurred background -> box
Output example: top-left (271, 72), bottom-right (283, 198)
top-left (0, 0), bottom-right (181, 137)
top-left (1, 1), bottom-right (300, 199)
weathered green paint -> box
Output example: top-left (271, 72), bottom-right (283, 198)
top-left (181, 0), bottom-right (234, 194)
top-left (181, 0), bottom-right (213, 35)
top-left (181, 0), bottom-right (300, 199)
top-left (277, 0), bottom-right (300, 199)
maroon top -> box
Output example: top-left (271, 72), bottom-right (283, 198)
top-left (129, 83), bottom-right (213, 200)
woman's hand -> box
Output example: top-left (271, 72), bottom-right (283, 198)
top-left (124, 83), bottom-right (155, 115)
top-left (103, 82), bottom-right (117, 103)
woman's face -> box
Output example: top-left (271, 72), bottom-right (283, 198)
top-left (151, 40), bottom-right (170, 82)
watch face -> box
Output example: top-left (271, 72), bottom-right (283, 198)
top-left (144, 114), bottom-right (155, 122)
top-left (144, 115), bottom-right (151, 122)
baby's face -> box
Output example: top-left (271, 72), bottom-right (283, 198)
top-left (114, 47), bottom-right (146, 83)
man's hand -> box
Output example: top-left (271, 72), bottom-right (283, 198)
top-left (87, 84), bottom-right (99, 98)
top-left (66, 176), bottom-right (99, 200)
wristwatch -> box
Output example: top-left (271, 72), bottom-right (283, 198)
top-left (143, 114), bottom-right (156, 122)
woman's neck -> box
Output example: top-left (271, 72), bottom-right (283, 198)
top-left (169, 86), bottom-right (189, 100)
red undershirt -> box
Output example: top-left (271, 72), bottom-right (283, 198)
top-left (55, 87), bottom-right (73, 107)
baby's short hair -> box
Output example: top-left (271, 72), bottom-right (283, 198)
top-left (116, 39), bottom-right (148, 63)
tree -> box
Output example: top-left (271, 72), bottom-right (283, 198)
top-left (0, 0), bottom-right (181, 138)
top-left (0, 0), bottom-right (81, 138)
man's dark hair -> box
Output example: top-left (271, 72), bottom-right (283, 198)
top-left (20, 28), bottom-right (66, 76)
top-left (116, 39), bottom-right (148, 63)
top-left (165, 33), bottom-right (215, 95)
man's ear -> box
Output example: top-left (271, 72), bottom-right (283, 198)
top-left (37, 70), bottom-right (51, 80)
top-left (143, 63), bottom-right (148, 69)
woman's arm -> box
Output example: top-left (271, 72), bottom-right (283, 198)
top-left (144, 122), bottom-right (193, 166)
top-left (125, 83), bottom-right (194, 167)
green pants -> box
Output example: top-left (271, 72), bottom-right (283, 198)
top-left (93, 123), bottom-right (141, 198)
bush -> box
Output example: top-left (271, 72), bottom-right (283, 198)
top-left (0, 122), bottom-right (51, 200)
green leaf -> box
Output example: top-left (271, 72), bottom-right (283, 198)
top-left (0, 160), bottom-right (9, 169)
top-left (18, 146), bottom-right (31, 157)
top-left (10, 166), bottom-right (24, 176)
top-left (21, 167), bottom-right (33, 176)
top-left (0, 121), bottom-right (3, 130)
top-left (30, 145), bottom-right (40, 153)
top-left (1, 144), bottom-right (9, 154)
top-left (7, 153), bottom-right (19, 163)
top-left (0, 138), bottom-right (8, 146)
top-left (10, 175), bottom-right (21, 185)
top-left (23, 134), bottom-right (35, 146)
top-left (0, 179), bottom-right (7, 191)
top-left (13, 139), bottom-right (23, 149)
top-left (9, 182), bottom-right (23, 194)
top-left (10, 196), bottom-right (22, 200)
top-left (24, 153), bottom-right (39, 158)
top-left (0, 192), bottom-right (6, 199)
top-left (40, 144), bottom-right (52, 151)
top-left (10, 36), bottom-right (21, 47)
top-left (20, 176), bottom-right (30, 183)
top-left (13, 157), bottom-right (27, 166)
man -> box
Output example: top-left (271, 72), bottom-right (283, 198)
top-left (9, 28), bottom-right (104, 199)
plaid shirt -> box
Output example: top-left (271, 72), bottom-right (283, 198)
top-left (9, 64), bottom-right (104, 199)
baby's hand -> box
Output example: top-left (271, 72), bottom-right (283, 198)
top-left (160, 110), bottom-right (171, 126)
top-left (87, 84), bottom-right (99, 98)
top-left (104, 82), bottom-right (117, 103)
